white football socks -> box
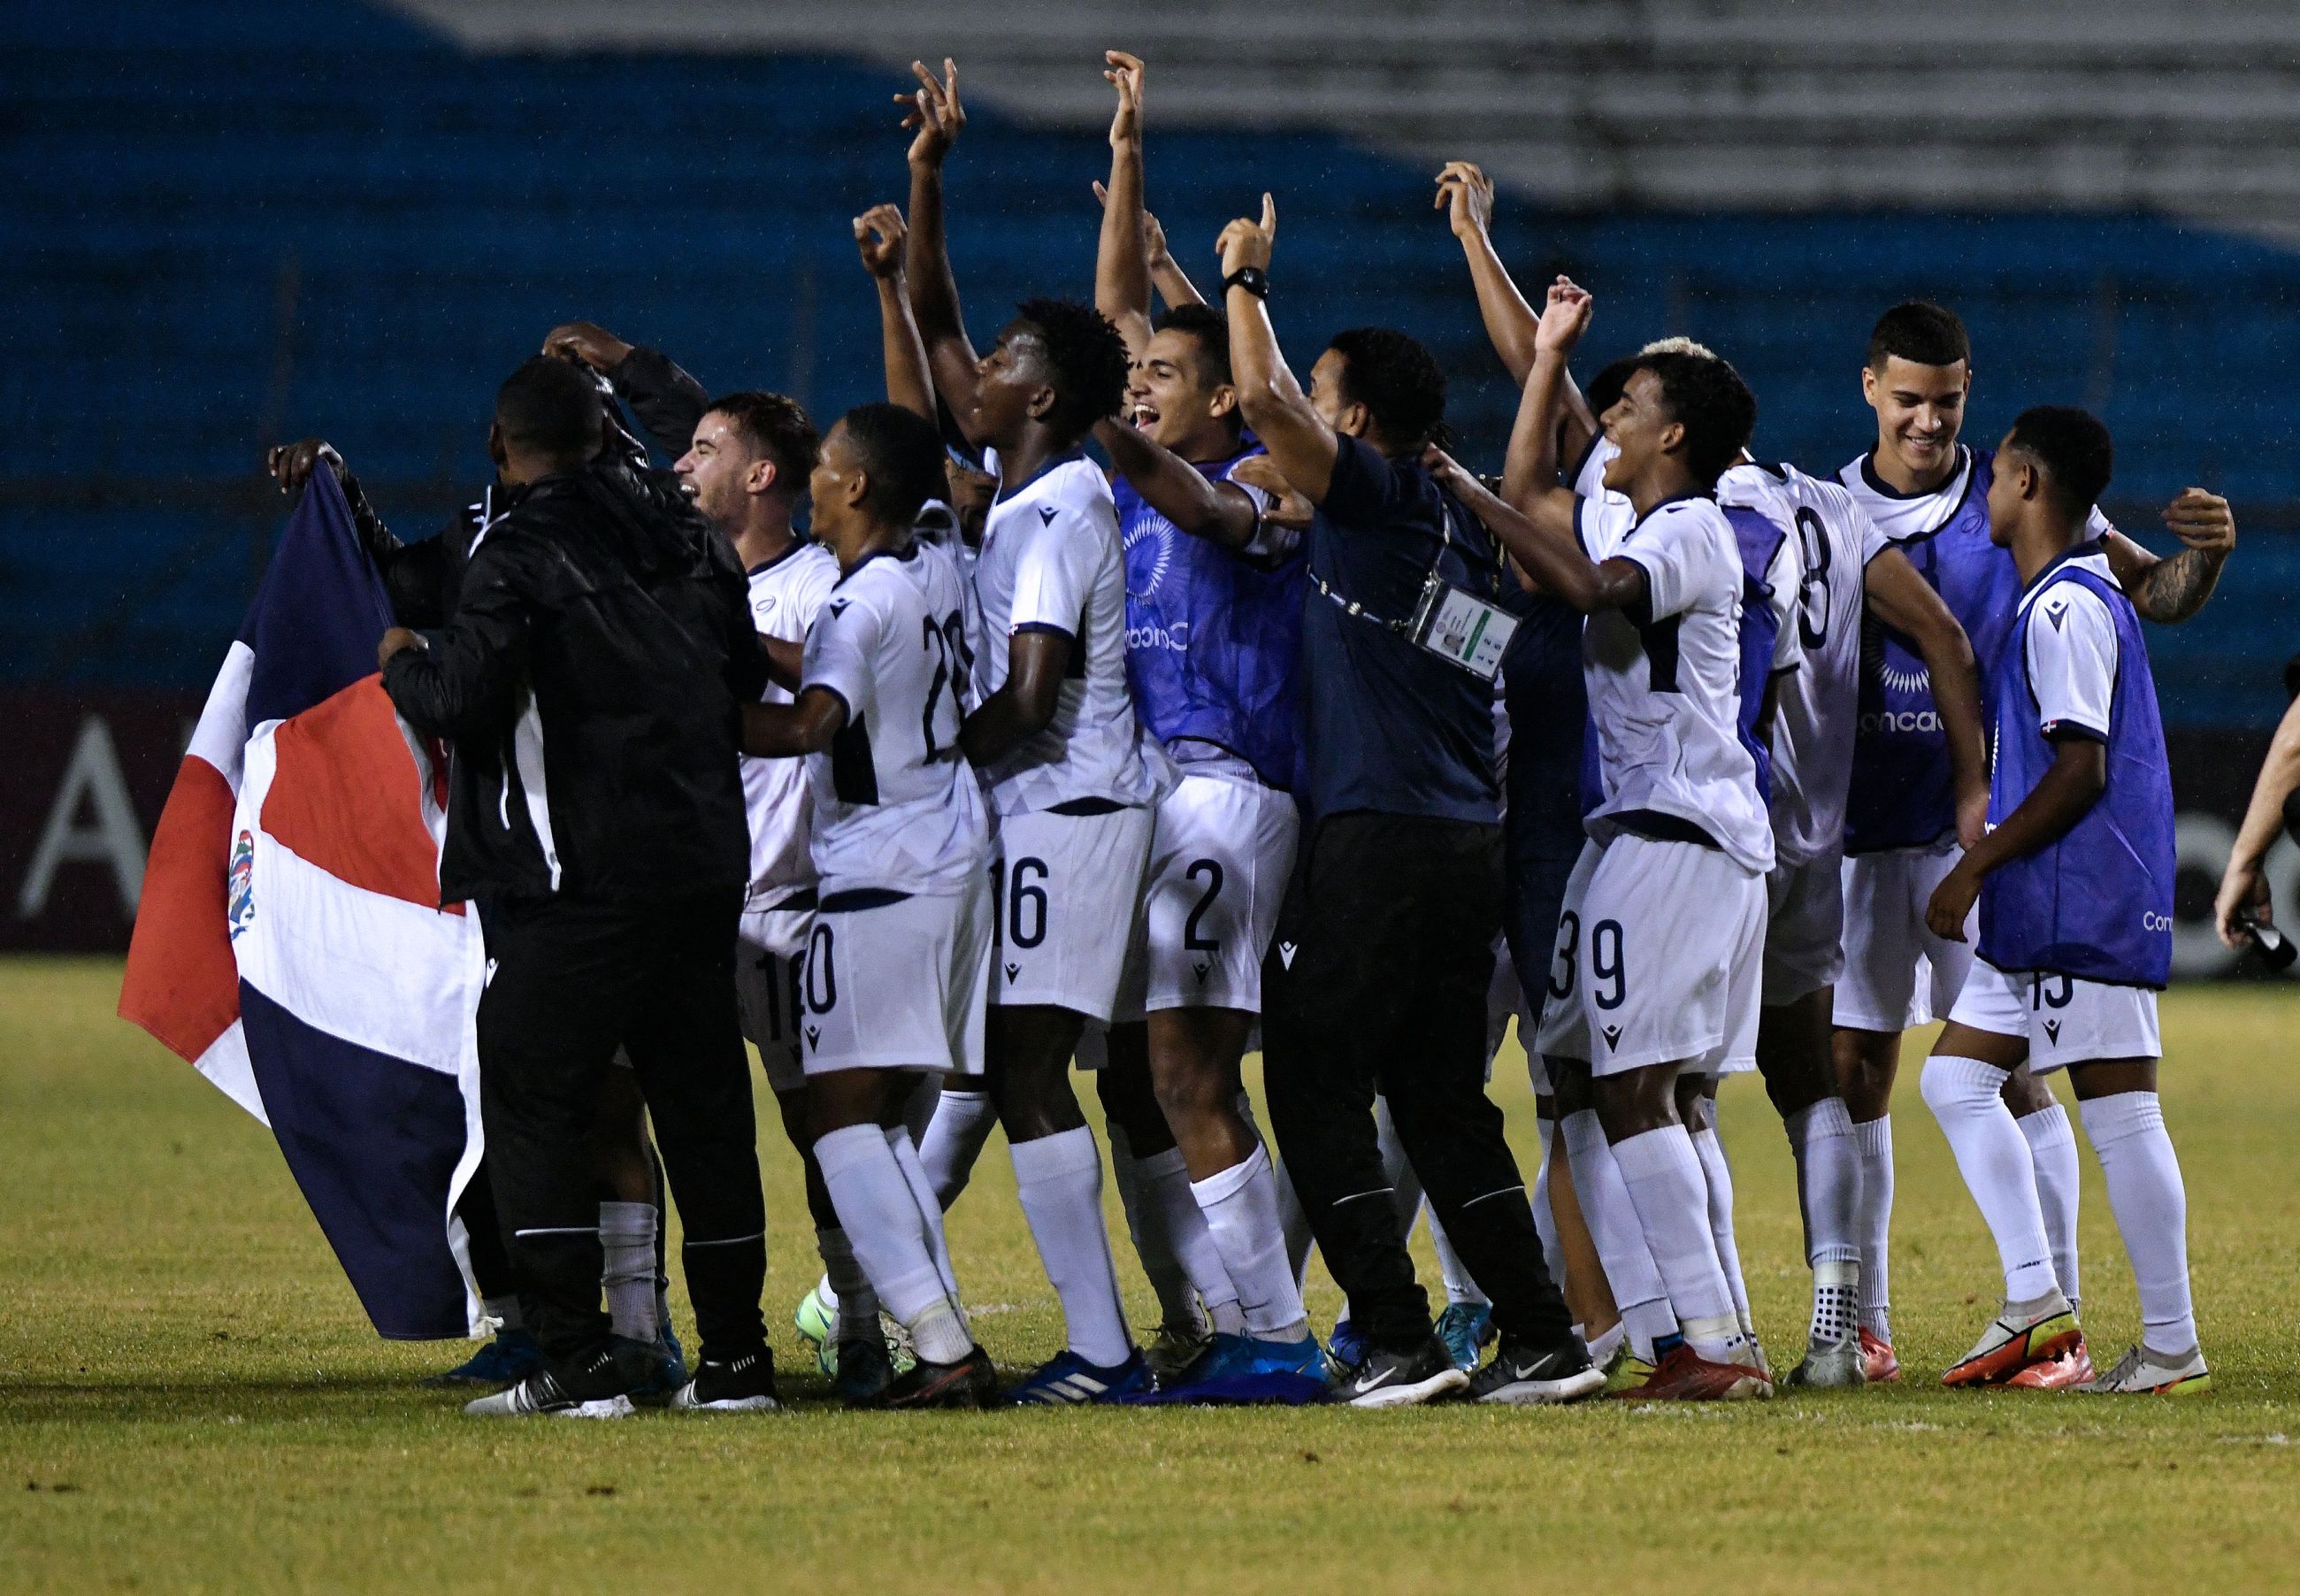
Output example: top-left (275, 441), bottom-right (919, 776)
top-left (2079, 1091), bottom-right (2197, 1354)
top-left (886, 1128), bottom-right (960, 1301)
top-left (815, 1124), bottom-right (969, 1354)
top-left (1852, 1113), bottom-right (1896, 1342)
top-left (1238, 1091), bottom-right (1316, 1293)
top-left (598, 1201), bottom-right (659, 1342)
top-left (816, 1225), bottom-right (882, 1344)
top-left (1108, 1125), bottom-right (1238, 1336)
top-left (1191, 1143), bottom-right (1310, 1341)
top-left (2020, 1101), bottom-right (2083, 1309)
top-left (1010, 1127), bottom-right (1135, 1369)
top-left (1786, 1097), bottom-right (1862, 1346)
top-left (482, 1293), bottom-right (525, 1334)
top-left (1611, 1125), bottom-right (1740, 1360)
top-left (918, 1088), bottom-right (998, 1209)
top-left (1689, 1122), bottom-right (1753, 1337)
top-left (1561, 1107), bottom-right (1676, 1358)
top-left (1426, 1209), bottom-right (1490, 1308)
top-left (1374, 1094), bottom-right (1422, 1236)
top-left (1920, 1056), bottom-right (2059, 1304)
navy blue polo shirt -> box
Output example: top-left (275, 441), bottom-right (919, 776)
top-left (1296, 435), bottom-right (1501, 825)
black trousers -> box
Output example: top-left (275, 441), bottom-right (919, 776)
top-left (1262, 812), bottom-right (1573, 1353)
top-left (477, 888), bottom-right (765, 1364)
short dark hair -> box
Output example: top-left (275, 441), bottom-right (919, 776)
top-left (1013, 297), bottom-right (1131, 441)
top-left (1584, 354), bottom-right (1643, 421)
top-left (1328, 327), bottom-right (1448, 453)
top-left (1152, 303), bottom-right (1232, 387)
top-left (1634, 349), bottom-right (1758, 487)
top-left (703, 390), bottom-right (819, 498)
top-left (2005, 405), bottom-right (2113, 518)
top-left (1867, 301), bottom-right (1970, 372)
top-left (496, 357), bottom-right (602, 459)
top-left (838, 403), bottom-right (950, 528)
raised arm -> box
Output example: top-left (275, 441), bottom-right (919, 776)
top-left (1864, 543), bottom-right (1990, 846)
top-left (2215, 690), bottom-right (2300, 946)
top-left (542, 322), bottom-right (708, 461)
top-left (1217, 194), bottom-right (1338, 503)
top-left (854, 204), bottom-right (935, 420)
top-left (1499, 276), bottom-right (1593, 538)
top-left (1093, 418), bottom-right (1261, 550)
top-left (1436, 162), bottom-right (1597, 463)
top-left (1093, 51), bottom-right (1154, 358)
top-left (1427, 445), bottom-right (1646, 616)
top-left (2101, 487), bottom-right (2235, 624)
top-left (899, 58), bottom-right (987, 441)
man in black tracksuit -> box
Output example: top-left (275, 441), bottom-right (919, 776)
top-left (380, 355), bottom-right (778, 1416)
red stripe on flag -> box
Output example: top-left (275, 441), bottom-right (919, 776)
top-left (119, 755), bottom-right (242, 1062)
top-left (261, 677), bottom-right (462, 915)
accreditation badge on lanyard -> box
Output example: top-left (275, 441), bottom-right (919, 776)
top-left (1407, 569), bottom-right (1518, 681)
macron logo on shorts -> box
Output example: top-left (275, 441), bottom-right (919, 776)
top-left (2043, 1018), bottom-right (2061, 1044)
top-left (1600, 1024), bottom-right (1622, 1050)
top-left (805, 1024), bottom-right (821, 1051)
top-left (1005, 961), bottom-right (1021, 984)
top-left (1278, 941), bottom-right (1297, 969)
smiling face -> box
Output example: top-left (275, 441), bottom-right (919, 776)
top-left (1126, 326), bottom-right (1237, 457)
top-left (673, 411), bottom-right (770, 532)
top-left (971, 322), bottom-right (1056, 453)
top-left (1598, 367), bottom-right (1682, 493)
top-left (1862, 354), bottom-right (1970, 486)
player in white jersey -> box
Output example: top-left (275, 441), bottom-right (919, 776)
top-left (739, 403), bottom-right (999, 1409)
top-left (1832, 301), bottom-right (2235, 1382)
top-left (900, 60), bottom-right (1170, 1402)
top-left (1448, 279), bottom-right (1772, 1400)
top-left (1727, 455), bottom-right (1990, 1386)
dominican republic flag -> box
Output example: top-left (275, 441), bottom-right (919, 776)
top-left (119, 464), bottom-right (485, 1339)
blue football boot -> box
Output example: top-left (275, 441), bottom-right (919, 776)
top-left (1004, 1347), bottom-right (1154, 1406)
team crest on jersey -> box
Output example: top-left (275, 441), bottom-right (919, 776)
top-left (226, 829), bottom-right (256, 940)
top-left (1123, 512), bottom-right (1176, 601)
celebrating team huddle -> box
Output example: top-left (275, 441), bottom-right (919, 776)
top-left (284, 49), bottom-right (2235, 1417)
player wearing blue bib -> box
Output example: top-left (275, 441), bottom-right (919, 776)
top-left (1917, 409), bottom-right (2206, 1397)
top-left (1829, 302), bottom-right (2235, 1383)
top-left (1074, 53), bottom-right (1322, 1400)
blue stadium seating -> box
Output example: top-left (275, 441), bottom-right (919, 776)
top-left (6, 0), bottom-right (2297, 724)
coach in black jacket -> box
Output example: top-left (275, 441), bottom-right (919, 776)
top-left (380, 356), bottom-right (778, 1416)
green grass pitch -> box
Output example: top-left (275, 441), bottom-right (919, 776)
top-left (4, 955), bottom-right (2297, 1593)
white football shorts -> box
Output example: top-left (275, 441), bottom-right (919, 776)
top-left (800, 876), bottom-right (993, 1078)
top-left (1836, 838), bottom-right (1974, 1032)
top-left (1573, 833), bottom-right (1765, 1078)
top-left (1944, 957), bottom-right (2161, 1072)
top-left (1112, 771), bottom-right (1299, 1022)
top-left (1763, 846), bottom-right (1847, 1007)
top-left (1532, 840), bottom-right (1605, 1067)
top-left (991, 803), bottom-right (1155, 1023)
top-left (734, 895), bottom-right (814, 1093)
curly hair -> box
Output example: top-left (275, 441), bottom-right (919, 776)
top-left (1327, 327), bottom-right (1449, 453)
top-left (1012, 297), bottom-right (1132, 441)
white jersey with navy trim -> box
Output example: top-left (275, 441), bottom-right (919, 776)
top-left (800, 541), bottom-right (989, 896)
top-left (1574, 434), bottom-right (1636, 558)
top-left (741, 541), bottom-right (841, 902)
top-left (969, 452), bottom-right (1172, 816)
top-left (1730, 463), bottom-right (1889, 866)
top-left (1582, 495), bottom-right (1775, 876)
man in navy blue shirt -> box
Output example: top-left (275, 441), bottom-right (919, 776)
top-left (1216, 196), bottom-right (1597, 1408)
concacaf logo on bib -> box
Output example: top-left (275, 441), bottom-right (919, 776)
top-left (1859, 612), bottom-right (1931, 696)
top-left (1123, 511), bottom-right (1175, 601)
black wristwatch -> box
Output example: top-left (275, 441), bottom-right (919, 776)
top-left (1223, 265), bottom-right (1269, 299)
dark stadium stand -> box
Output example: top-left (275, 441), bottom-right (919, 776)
top-left (6, 0), bottom-right (2297, 725)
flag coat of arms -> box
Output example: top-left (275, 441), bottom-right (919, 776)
top-left (120, 464), bottom-right (486, 1339)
